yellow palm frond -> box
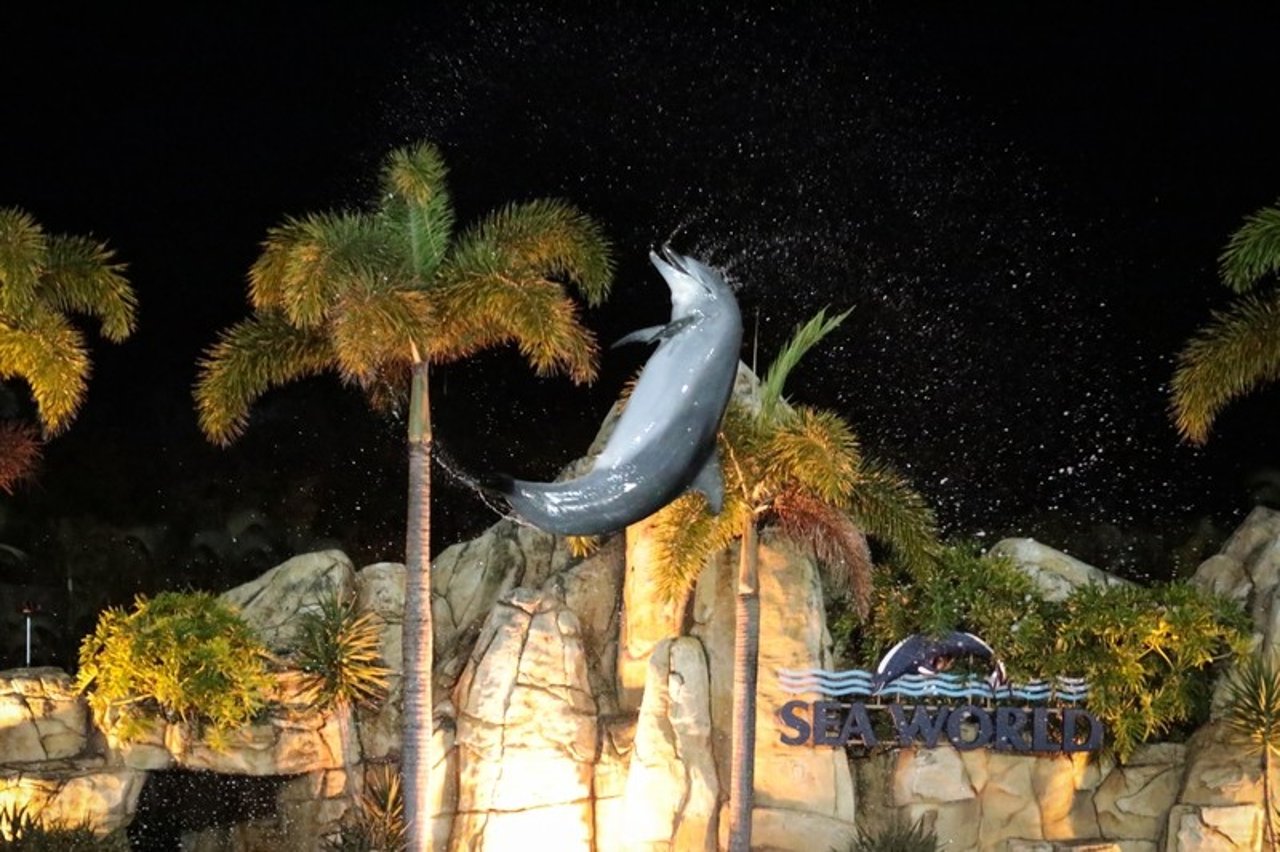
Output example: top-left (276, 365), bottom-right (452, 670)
top-left (0, 311), bottom-right (90, 435)
top-left (1171, 292), bottom-right (1280, 444)
top-left (763, 406), bottom-right (861, 507)
top-left (42, 235), bottom-right (136, 341)
top-left (195, 313), bottom-right (333, 445)
top-left (0, 207), bottom-right (49, 316)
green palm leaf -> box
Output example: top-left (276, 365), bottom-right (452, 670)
top-left (42, 235), bottom-right (136, 341)
top-left (0, 207), bottom-right (49, 315)
top-left (759, 307), bottom-right (851, 421)
top-left (380, 141), bottom-right (455, 280)
top-left (447, 199), bottom-right (614, 307)
top-left (1171, 292), bottom-right (1280, 444)
top-left (844, 458), bottom-right (940, 573)
top-left (1221, 201), bottom-right (1280, 293)
top-left (763, 406), bottom-right (861, 506)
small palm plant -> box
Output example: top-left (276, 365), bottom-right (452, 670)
top-left (844, 816), bottom-right (938, 852)
top-left (652, 308), bottom-right (939, 852)
top-left (294, 593), bottom-right (392, 711)
top-left (325, 763), bottom-right (407, 852)
top-left (0, 803), bottom-right (129, 849)
top-left (1171, 198), bottom-right (1280, 443)
top-left (1221, 650), bottom-right (1280, 849)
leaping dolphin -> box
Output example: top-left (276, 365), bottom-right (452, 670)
top-left (870, 632), bottom-right (1008, 694)
top-left (493, 246), bottom-right (743, 536)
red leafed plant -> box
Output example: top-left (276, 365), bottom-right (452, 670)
top-left (0, 421), bottom-right (42, 494)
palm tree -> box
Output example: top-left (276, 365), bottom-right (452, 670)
top-left (1172, 199), bottom-right (1280, 443)
top-left (651, 309), bottom-right (939, 852)
top-left (1222, 651), bottom-right (1280, 848)
top-left (0, 207), bottom-right (136, 477)
top-left (195, 141), bottom-right (613, 852)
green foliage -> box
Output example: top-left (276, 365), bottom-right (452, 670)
top-left (848, 543), bottom-right (1250, 761)
top-left (0, 804), bottom-right (129, 850)
top-left (842, 816), bottom-right (937, 852)
top-left (1221, 651), bottom-right (1280, 847)
top-left (293, 594), bottom-right (392, 711)
top-left (650, 310), bottom-right (939, 610)
top-left (1222, 651), bottom-right (1280, 757)
top-left (0, 207), bottom-right (136, 435)
top-left (1172, 197), bottom-right (1280, 443)
top-left (197, 139), bottom-right (614, 445)
top-left (76, 591), bottom-right (272, 742)
top-left (325, 765), bottom-right (406, 852)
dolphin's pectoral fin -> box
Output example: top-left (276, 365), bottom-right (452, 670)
top-left (689, 449), bottom-right (725, 514)
top-left (610, 316), bottom-right (695, 349)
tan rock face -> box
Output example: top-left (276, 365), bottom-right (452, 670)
top-left (620, 637), bottom-right (718, 851)
top-left (219, 549), bottom-right (355, 651)
top-left (0, 759), bottom-right (145, 834)
top-left (617, 513), bottom-right (684, 713)
top-left (988, 538), bottom-right (1132, 602)
top-left (449, 588), bottom-right (598, 852)
top-left (689, 534), bottom-right (856, 844)
top-left (0, 667), bottom-right (87, 763)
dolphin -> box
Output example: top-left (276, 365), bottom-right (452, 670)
top-left (492, 246), bottom-right (743, 536)
top-left (870, 631), bottom-right (1008, 694)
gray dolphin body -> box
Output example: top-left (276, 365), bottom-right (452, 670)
top-left (498, 247), bottom-right (742, 536)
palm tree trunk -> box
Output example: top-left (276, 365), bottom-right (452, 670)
top-left (728, 518), bottom-right (760, 852)
top-left (402, 360), bottom-right (435, 852)
top-left (1264, 748), bottom-right (1276, 851)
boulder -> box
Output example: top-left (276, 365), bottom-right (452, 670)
top-left (0, 758), bottom-right (145, 835)
top-left (1165, 803), bottom-right (1261, 851)
top-left (689, 533), bottom-right (856, 843)
top-left (619, 637), bottom-right (718, 851)
top-left (1093, 744), bottom-right (1184, 840)
top-left (219, 550), bottom-right (355, 651)
top-left (0, 667), bottom-right (88, 763)
top-left (449, 588), bottom-right (597, 851)
top-left (988, 538), bottom-right (1132, 602)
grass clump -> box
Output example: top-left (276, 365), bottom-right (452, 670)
top-left (0, 804), bottom-right (129, 850)
top-left (293, 593), bottom-right (391, 711)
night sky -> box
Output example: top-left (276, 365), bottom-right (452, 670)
top-left (4, 4), bottom-right (1280, 609)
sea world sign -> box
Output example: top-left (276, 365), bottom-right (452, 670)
top-left (777, 631), bottom-right (1104, 754)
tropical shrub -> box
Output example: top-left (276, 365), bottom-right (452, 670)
top-left (0, 803), bottom-right (129, 850)
top-left (76, 591), bottom-right (272, 743)
top-left (842, 816), bottom-right (937, 852)
top-left (324, 764), bottom-right (406, 852)
top-left (840, 543), bottom-right (1250, 761)
top-left (293, 593), bottom-right (391, 711)
top-left (1221, 651), bottom-right (1280, 848)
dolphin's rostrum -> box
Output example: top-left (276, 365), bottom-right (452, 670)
top-left (493, 246), bottom-right (742, 535)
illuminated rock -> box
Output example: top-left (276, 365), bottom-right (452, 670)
top-left (0, 759), bottom-right (144, 835)
top-left (449, 588), bottom-right (597, 852)
top-left (1092, 743), bottom-right (1184, 841)
top-left (988, 538), bottom-right (1132, 602)
top-left (1166, 803), bottom-right (1262, 851)
top-left (0, 667), bottom-right (86, 763)
top-left (619, 636), bottom-right (718, 851)
top-left (219, 549), bottom-right (355, 651)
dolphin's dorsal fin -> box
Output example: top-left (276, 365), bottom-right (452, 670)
top-left (688, 448), bottom-right (725, 514)
top-left (610, 316), bottom-right (696, 349)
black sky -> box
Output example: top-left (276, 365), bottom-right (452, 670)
top-left (4, 4), bottom-right (1280, 593)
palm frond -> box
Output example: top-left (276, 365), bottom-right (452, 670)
top-left (844, 457), bottom-right (940, 573)
top-left (0, 207), bottom-right (49, 316)
top-left (770, 489), bottom-right (873, 617)
top-left (433, 275), bottom-right (599, 382)
top-left (248, 212), bottom-right (398, 325)
top-left (650, 490), bottom-right (751, 601)
top-left (448, 199), bottom-right (614, 307)
top-left (0, 312), bottom-right (90, 435)
top-left (41, 235), bottom-right (136, 341)
top-left (330, 284), bottom-right (429, 385)
top-left (379, 141), bottom-right (455, 281)
top-left (0, 420), bottom-right (42, 493)
top-left (759, 307), bottom-right (851, 422)
top-left (1220, 201), bottom-right (1280, 293)
top-left (1171, 292), bottom-right (1280, 444)
top-left (1222, 652), bottom-right (1280, 757)
top-left (195, 312), bottom-right (334, 445)
top-left (763, 405), bottom-right (861, 506)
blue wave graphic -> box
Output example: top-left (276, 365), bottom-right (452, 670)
top-left (776, 669), bottom-right (1089, 703)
